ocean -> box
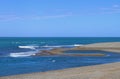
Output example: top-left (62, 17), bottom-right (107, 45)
top-left (1, 37), bottom-right (120, 76)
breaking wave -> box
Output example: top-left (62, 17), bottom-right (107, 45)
top-left (18, 46), bottom-right (39, 50)
top-left (41, 45), bottom-right (62, 48)
top-left (9, 51), bottom-right (37, 57)
top-left (41, 44), bottom-right (83, 48)
top-left (9, 44), bottom-right (83, 57)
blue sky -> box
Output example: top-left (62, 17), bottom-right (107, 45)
top-left (0, 0), bottom-right (120, 37)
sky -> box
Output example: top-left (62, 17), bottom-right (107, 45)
top-left (0, 0), bottom-right (120, 37)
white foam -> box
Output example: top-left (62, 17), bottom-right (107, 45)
top-left (41, 44), bottom-right (83, 48)
top-left (18, 46), bottom-right (39, 50)
top-left (9, 51), bottom-right (36, 57)
top-left (41, 45), bottom-right (62, 48)
top-left (52, 60), bottom-right (56, 63)
top-left (73, 44), bottom-right (83, 47)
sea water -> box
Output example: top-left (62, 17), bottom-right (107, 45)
top-left (1, 37), bottom-right (120, 76)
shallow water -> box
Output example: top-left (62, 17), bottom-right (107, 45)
top-left (1, 51), bottom-right (120, 76)
top-left (0, 37), bottom-right (120, 76)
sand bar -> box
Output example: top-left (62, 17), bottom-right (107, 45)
top-left (34, 42), bottom-right (120, 56)
top-left (1, 42), bottom-right (120, 79)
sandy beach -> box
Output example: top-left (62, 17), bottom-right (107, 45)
top-left (0, 0), bottom-right (120, 78)
top-left (1, 42), bottom-right (120, 79)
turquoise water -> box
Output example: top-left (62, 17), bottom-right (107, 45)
top-left (0, 37), bottom-right (120, 76)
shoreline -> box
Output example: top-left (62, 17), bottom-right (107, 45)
top-left (34, 42), bottom-right (120, 56)
top-left (1, 62), bottom-right (120, 79)
top-left (1, 42), bottom-right (120, 79)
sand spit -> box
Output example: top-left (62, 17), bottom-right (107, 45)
top-left (84, 42), bottom-right (120, 53)
top-left (1, 42), bottom-right (120, 79)
top-left (85, 42), bottom-right (120, 48)
top-left (1, 62), bottom-right (120, 79)
top-left (34, 42), bottom-right (120, 56)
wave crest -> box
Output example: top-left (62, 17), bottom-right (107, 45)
top-left (41, 44), bottom-right (83, 48)
top-left (18, 46), bottom-right (39, 50)
top-left (9, 51), bottom-right (36, 57)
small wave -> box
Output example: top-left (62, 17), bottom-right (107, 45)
top-left (41, 44), bottom-right (83, 48)
top-left (73, 44), bottom-right (83, 47)
top-left (41, 45), bottom-right (62, 48)
top-left (18, 46), bottom-right (39, 50)
top-left (9, 51), bottom-right (36, 57)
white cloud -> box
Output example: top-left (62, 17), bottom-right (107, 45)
top-left (0, 13), bottom-right (73, 21)
top-left (0, 15), bottom-right (22, 21)
top-left (32, 13), bottom-right (73, 20)
top-left (100, 4), bottom-right (120, 14)
top-left (113, 4), bottom-right (119, 8)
